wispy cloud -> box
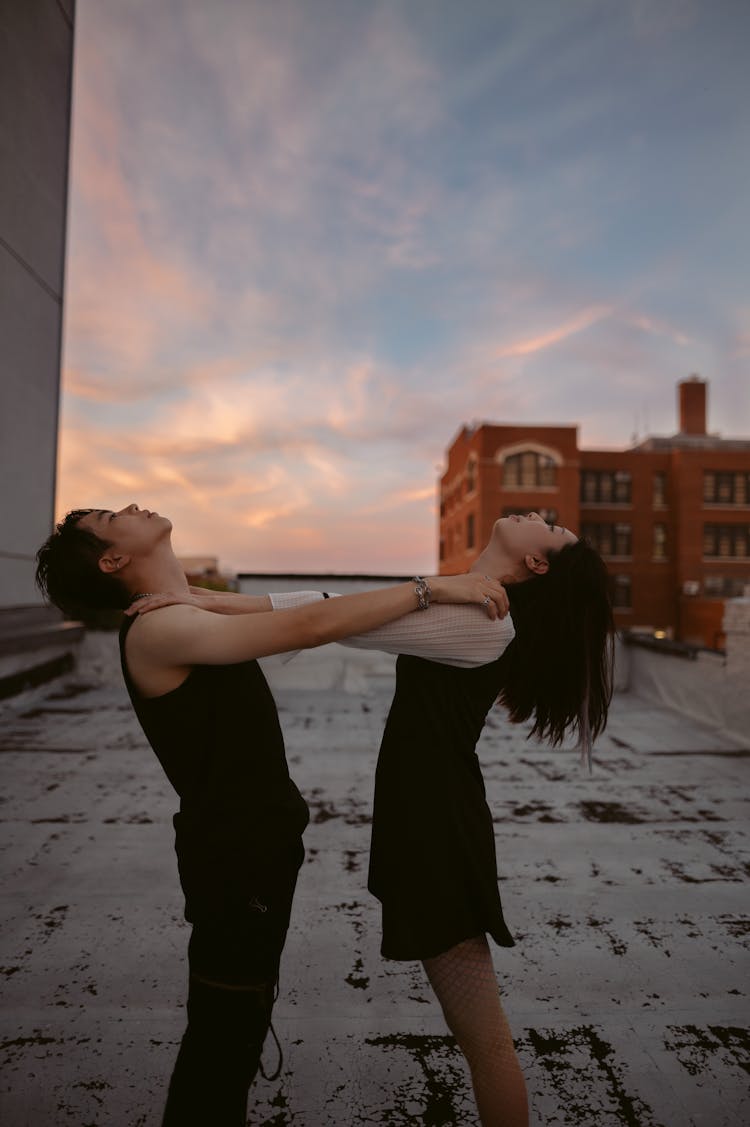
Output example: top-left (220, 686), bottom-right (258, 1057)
top-left (494, 305), bottom-right (614, 359)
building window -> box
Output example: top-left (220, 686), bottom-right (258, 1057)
top-left (653, 523), bottom-right (667, 559)
top-left (466, 458), bottom-right (476, 495)
top-left (612, 575), bottom-right (632, 609)
top-left (703, 471), bottom-right (750, 506)
top-left (467, 513), bottom-right (475, 549)
top-left (614, 523), bottom-right (631, 556)
top-left (703, 524), bottom-right (750, 558)
top-left (704, 576), bottom-right (748, 597)
top-left (653, 472), bottom-right (667, 507)
top-left (581, 522), bottom-right (631, 557)
top-left (439, 538), bottom-right (445, 562)
top-left (580, 470), bottom-right (632, 504)
top-left (503, 451), bottom-right (557, 488)
top-left (502, 506), bottom-right (559, 524)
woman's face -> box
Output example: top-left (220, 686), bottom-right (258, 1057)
top-left (494, 512), bottom-right (578, 561)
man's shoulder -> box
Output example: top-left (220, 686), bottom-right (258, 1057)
top-left (126, 604), bottom-right (210, 650)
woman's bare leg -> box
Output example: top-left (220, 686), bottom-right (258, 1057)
top-left (423, 934), bottom-right (528, 1127)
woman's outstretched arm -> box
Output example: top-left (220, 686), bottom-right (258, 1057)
top-left (268, 590), bottom-right (515, 667)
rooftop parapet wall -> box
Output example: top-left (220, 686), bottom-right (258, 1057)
top-left (621, 596), bottom-right (750, 749)
top-left (722, 594), bottom-right (750, 678)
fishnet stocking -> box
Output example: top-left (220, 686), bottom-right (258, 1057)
top-left (423, 935), bottom-right (529, 1127)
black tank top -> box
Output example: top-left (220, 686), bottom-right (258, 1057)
top-left (119, 615), bottom-right (309, 920)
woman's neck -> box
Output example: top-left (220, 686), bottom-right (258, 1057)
top-left (470, 541), bottom-right (526, 585)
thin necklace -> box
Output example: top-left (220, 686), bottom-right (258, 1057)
top-left (129, 593), bottom-right (156, 604)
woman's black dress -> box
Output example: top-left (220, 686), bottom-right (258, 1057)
top-left (368, 650), bottom-right (516, 960)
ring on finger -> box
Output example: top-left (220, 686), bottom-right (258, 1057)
top-left (482, 595), bottom-right (491, 606)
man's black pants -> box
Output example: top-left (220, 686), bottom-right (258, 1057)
top-left (161, 852), bottom-right (302, 1126)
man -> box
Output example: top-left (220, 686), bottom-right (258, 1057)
top-left (36, 503), bottom-right (509, 1125)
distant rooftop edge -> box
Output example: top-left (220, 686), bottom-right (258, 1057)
top-left (236, 572), bottom-right (413, 581)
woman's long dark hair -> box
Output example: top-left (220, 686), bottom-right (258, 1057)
top-left (499, 538), bottom-right (615, 769)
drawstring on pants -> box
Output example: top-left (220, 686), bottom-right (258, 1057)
top-left (258, 977), bottom-right (283, 1081)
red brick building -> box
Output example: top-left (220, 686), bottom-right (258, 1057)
top-left (438, 377), bottom-right (750, 649)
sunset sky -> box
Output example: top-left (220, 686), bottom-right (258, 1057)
top-left (58, 0), bottom-right (750, 574)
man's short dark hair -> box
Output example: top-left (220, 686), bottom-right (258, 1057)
top-left (36, 510), bottom-right (130, 617)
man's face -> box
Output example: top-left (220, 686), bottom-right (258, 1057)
top-left (493, 512), bottom-right (578, 561)
top-left (77, 504), bottom-right (172, 567)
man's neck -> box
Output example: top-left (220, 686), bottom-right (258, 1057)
top-left (123, 549), bottom-right (191, 602)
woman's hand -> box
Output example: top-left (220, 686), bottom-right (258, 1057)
top-left (428, 573), bottom-right (509, 619)
top-left (124, 591), bottom-right (208, 617)
top-left (125, 591), bottom-right (273, 617)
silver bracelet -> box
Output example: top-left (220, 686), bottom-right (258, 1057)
top-left (413, 576), bottom-right (431, 610)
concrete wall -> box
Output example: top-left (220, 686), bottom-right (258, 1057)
top-left (237, 573), bottom-right (409, 597)
top-left (619, 599), bottom-right (750, 748)
top-left (0, 0), bottom-right (75, 608)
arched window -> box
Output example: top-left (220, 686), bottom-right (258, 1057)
top-left (503, 450), bottom-right (557, 488)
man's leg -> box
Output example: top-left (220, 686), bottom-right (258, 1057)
top-left (161, 854), bottom-right (301, 1127)
top-left (161, 974), bottom-right (275, 1126)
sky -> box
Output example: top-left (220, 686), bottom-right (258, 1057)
top-left (58, 0), bottom-right (750, 574)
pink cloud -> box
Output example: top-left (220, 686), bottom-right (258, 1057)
top-left (494, 305), bottom-right (614, 358)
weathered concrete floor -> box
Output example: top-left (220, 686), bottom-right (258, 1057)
top-left (1, 635), bottom-right (749, 1126)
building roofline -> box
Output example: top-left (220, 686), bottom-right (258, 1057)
top-left (236, 572), bottom-right (413, 582)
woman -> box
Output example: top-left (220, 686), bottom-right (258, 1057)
top-left (368, 513), bottom-right (614, 1126)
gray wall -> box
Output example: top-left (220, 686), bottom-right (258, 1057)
top-left (237, 573), bottom-right (409, 597)
top-left (0, 0), bottom-right (75, 607)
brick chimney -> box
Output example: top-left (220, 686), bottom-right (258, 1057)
top-left (678, 375), bottom-right (707, 435)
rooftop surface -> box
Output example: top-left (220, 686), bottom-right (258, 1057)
top-left (1, 634), bottom-right (748, 1126)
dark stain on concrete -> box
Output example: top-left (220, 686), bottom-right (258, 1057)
top-left (0, 1032), bottom-right (59, 1062)
top-left (633, 918), bottom-right (671, 957)
top-left (343, 849), bottom-right (360, 873)
top-left (365, 1032), bottom-right (467, 1126)
top-left (527, 1024), bottom-right (664, 1127)
top-left (517, 758), bottom-right (568, 781)
top-left (718, 915), bottom-right (750, 941)
top-left (664, 1024), bottom-right (750, 1078)
top-left (308, 796), bottom-right (373, 826)
top-left (508, 799), bottom-right (564, 822)
top-left (329, 900), bottom-right (365, 945)
top-left (547, 914), bottom-right (574, 933)
top-left (20, 707), bottom-right (92, 719)
top-left (46, 683), bottom-right (96, 701)
top-left (345, 956), bottom-right (370, 990)
top-left (102, 814), bottom-right (154, 824)
top-left (662, 859), bottom-right (737, 885)
top-left (0, 746), bottom-right (90, 755)
top-left (649, 749), bottom-right (750, 757)
top-left (578, 800), bottom-right (645, 824)
top-left (31, 815), bottom-right (86, 824)
top-left (586, 916), bottom-right (628, 956)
